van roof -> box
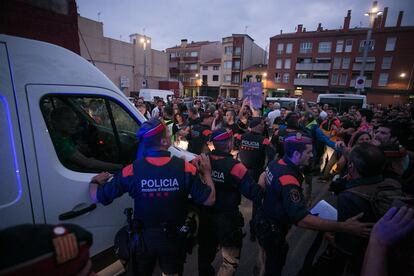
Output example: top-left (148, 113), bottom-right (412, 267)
top-left (266, 97), bottom-right (299, 101)
top-left (317, 94), bottom-right (366, 99)
top-left (1, 34), bottom-right (120, 93)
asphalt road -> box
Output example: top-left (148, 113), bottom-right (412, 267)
top-left (176, 176), bottom-right (333, 276)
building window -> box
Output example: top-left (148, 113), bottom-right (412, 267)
top-left (359, 40), bottom-right (375, 52)
top-left (333, 57), bottom-right (341, 69)
top-left (224, 74), bottom-right (231, 82)
top-left (277, 43), bottom-right (284, 54)
top-left (345, 39), bottom-right (353, 52)
top-left (189, 63), bottom-right (197, 70)
top-left (224, 61), bottom-right (232, 69)
top-left (378, 73), bottom-right (389, 86)
top-left (300, 42), bottom-right (312, 53)
top-left (381, 57), bottom-right (392, 69)
top-left (245, 75), bottom-right (252, 82)
top-left (342, 57), bottom-right (350, 69)
top-left (336, 40), bottom-right (344, 53)
top-left (331, 73), bottom-right (339, 85)
top-left (213, 65), bottom-right (219, 70)
top-left (190, 51), bottom-right (198, 57)
top-left (202, 75), bottom-right (208, 84)
top-left (232, 74), bottom-right (240, 83)
top-left (212, 75), bottom-right (219, 81)
top-left (385, 37), bottom-right (396, 51)
top-left (275, 72), bottom-right (281, 83)
top-left (296, 73), bottom-right (309, 79)
top-left (276, 59), bottom-right (282, 69)
top-left (339, 73), bottom-right (348, 85)
top-left (286, 43), bottom-right (293, 54)
top-left (234, 47), bottom-right (241, 55)
top-left (170, 52), bottom-right (177, 58)
top-left (318, 41), bottom-right (332, 53)
top-left (284, 58), bottom-right (291, 69)
top-left (283, 73), bottom-right (290, 83)
top-left (224, 46), bottom-right (233, 55)
top-left (233, 60), bottom-right (241, 70)
top-left (202, 65), bottom-right (208, 70)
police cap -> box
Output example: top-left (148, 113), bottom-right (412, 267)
top-left (137, 118), bottom-right (166, 141)
top-left (211, 128), bottom-right (233, 141)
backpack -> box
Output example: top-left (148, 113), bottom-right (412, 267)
top-left (346, 178), bottom-right (414, 219)
top-left (347, 178), bottom-right (414, 276)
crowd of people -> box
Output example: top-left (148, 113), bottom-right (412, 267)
top-left (124, 95), bottom-right (414, 276)
top-left (2, 94), bottom-right (414, 276)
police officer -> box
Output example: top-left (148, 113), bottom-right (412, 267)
top-left (255, 132), bottom-right (373, 276)
top-left (236, 117), bottom-right (275, 241)
top-left (89, 118), bottom-right (216, 276)
top-left (197, 128), bottom-right (263, 276)
top-left (237, 117), bottom-right (274, 181)
top-left (271, 112), bottom-right (301, 158)
top-left (186, 111), bottom-right (214, 155)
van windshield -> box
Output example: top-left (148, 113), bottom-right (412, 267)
top-left (319, 98), bottom-right (363, 113)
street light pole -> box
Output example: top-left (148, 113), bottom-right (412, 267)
top-left (140, 35), bottom-right (150, 88)
top-left (358, 1), bottom-right (382, 94)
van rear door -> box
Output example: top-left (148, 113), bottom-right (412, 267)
top-left (0, 42), bottom-right (34, 229)
top-left (26, 84), bottom-right (141, 255)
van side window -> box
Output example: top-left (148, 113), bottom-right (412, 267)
top-left (40, 95), bottom-right (140, 173)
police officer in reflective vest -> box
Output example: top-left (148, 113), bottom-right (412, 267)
top-left (255, 132), bottom-right (373, 276)
top-left (197, 128), bottom-right (263, 276)
top-left (89, 118), bottom-right (216, 276)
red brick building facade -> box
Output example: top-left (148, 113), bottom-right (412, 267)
top-left (267, 8), bottom-right (414, 106)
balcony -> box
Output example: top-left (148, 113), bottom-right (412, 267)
top-left (350, 79), bottom-right (372, 88)
top-left (295, 63), bottom-right (331, 70)
top-left (293, 78), bottom-right (329, 86)
top-left (352, 63), bottom-right (376, 71)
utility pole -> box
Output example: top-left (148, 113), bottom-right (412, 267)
top-left (358, 1), bottom-right (382, 94)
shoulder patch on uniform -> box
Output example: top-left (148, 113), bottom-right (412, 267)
top-left (231, 162), bottom-right (247, 180)
top-left (185, 162), bottom-right (197, 176)
top-left (279, 175), bottom-right (300, 186)
top-left (289, 189), bottom-right (301, 203)
top-left (202, 129), bottom-right (212, 136)
top-left (122, 164), bottom-right (133, 177)
top-left (277, 159), bottom-right (287, 166)
top-left (263, 138), bottom-right (270, 145)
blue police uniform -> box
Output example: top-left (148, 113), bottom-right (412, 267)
top-left (96, 150), bottom-right (211, 275)
top-left (197, 130), bottom-right (263, 276)
top-left (256, 157), bottom-right (310, 276)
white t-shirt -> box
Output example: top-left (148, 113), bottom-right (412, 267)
top-left (267, 109), bottom-right (281, 125)
top-left (319, 110), bottom-right (328, 120)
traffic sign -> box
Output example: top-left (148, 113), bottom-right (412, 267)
top-left (355, 76), bottom-right (366, 89)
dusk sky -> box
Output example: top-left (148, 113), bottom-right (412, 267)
top-left (77, 0), bottom-right (414, 51)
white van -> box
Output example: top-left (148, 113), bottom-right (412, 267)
top-left (139, 88), bottom-right (174, 103)
top-left (317, 94), bottom-right (367, 113)
top-left (265, 97), bottom-right (300, 111)
top-left (0, 34), bottom-right (187, 271)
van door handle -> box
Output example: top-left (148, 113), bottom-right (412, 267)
top-left (59, 203), bottom-right (97, 221)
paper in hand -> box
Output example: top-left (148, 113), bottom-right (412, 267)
top-left (310, 200), bottom-right (338, 220)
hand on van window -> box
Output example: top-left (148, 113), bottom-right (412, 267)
top-left (91, 172), bottom-right (113, 185)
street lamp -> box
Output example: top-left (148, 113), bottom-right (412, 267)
top-left (140, 35), bottom-right (151, 88)
top-left (400, 73), bottom-right (406, 78)
top-left (358, 1), bottom-right (382, 94)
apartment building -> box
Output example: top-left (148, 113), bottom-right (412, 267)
top-left (242, 64), bottom-right (268, 94)
top-left (166, 39), bottom-right (222, 97)
top-left (220, 34), bottom-right (267, 98)
top-left (267, 8), bottom-right (414, 105)
top-left (78, 16), bottom-right (169, 96)
top-left (199, 58), bottom-right (222, 98)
